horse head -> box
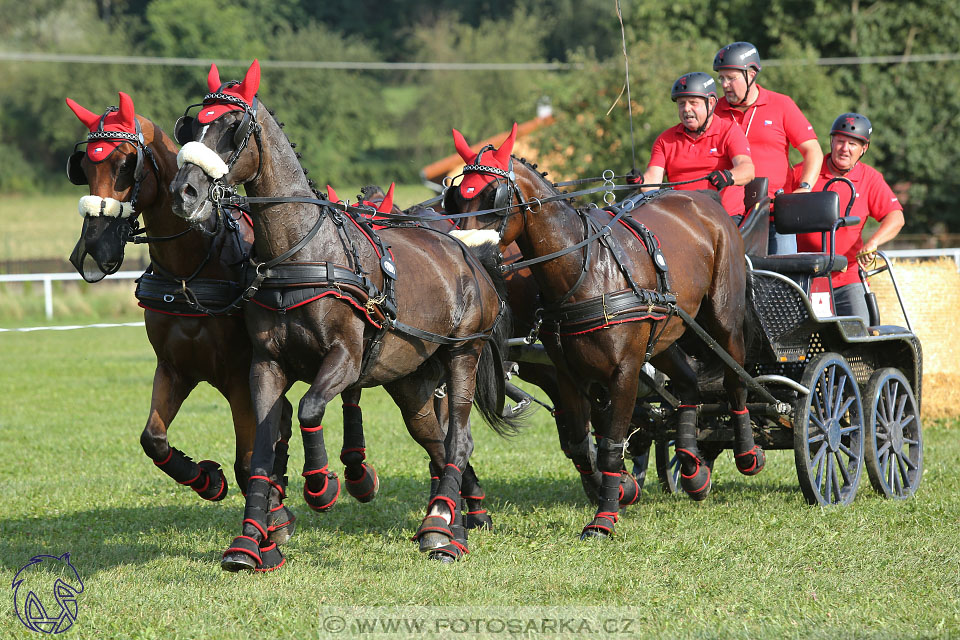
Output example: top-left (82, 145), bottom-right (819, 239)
top-left (170, 59), bottom-right (274, 225)
top-left (65, 91), bottom-right (171, 281)
top-left (442, 123), bottom-right (547, 250)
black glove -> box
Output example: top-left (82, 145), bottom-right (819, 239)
top-left (707, 169), bottom-right (734, 190)
top-left (626, 168), bottom-right (644, 185)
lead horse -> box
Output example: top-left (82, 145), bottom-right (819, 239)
top-left (446, 125), bottom-right (765, 538)
top-left (169, 60), bottom-right (519, 569)
top-left (64, 92), bottom-right (294, 545)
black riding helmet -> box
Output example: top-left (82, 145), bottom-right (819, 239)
top-left (713, 42), bottom-right (761, 106)
top-left (671, 72), bottom-right (717, 134)
top-left (830, 112), bottom-right (872, 144)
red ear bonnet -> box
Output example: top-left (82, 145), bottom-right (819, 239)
top-left (376, 183), bottom-right (395, 213)
top-left (326, 184), bottom-right (340, 204)
top-left (197, 59), bottom-right (261, 124)
top-left (65, 91), bottom-right (139, 162)
top-left (452, 123), bottom-right (518, 200)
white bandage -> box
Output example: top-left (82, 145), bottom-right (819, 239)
top-left (78, 195), bottom-right (134, 218)
top-left (450, 229), bottom-right (500, 249)
top-left (177, 141), bottom-right (228, 180)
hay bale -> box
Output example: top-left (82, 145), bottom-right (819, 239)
top-left (870, 257), bottom-right (960, 417)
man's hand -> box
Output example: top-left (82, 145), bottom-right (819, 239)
top-left (707, 169), bottom-right (734, 190)
top-left (626, 168), bottom-right (644, 185)
top-left (857, 244), bottom-right (879, 269)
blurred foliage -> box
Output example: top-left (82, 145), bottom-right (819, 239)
top-left (0, 0), bottom-right (958, 233)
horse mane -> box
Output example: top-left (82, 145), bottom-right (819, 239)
top-left (264, 107), bottom-right (319, 195)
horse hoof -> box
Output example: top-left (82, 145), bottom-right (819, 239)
top-left (303, 471), bottom-right (340, 512)
top-left (735, 446), bottom-right (766, 476)
top-left (414, 515), bottom-right (454, 553)
top-left (254, 542), bottom-right (286, 572)
top-left (579, 527), bottom-right (611, 541)
top-left (429, 551), bottom-right (458, 563)
top-left (345, 463), bottom-right (379, 503)
top-left (465, 511), bottom-right (493, 531)
top-left (194, 460), bottom-right (228, 501)
top-left (268, 504), bottom-right (296, 545)
top-left (221, 551), bottom-right (257, 572)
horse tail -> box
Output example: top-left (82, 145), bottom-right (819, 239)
top-left (453, 231), bottom-right (527, 436)
top-left (473, 304), bottom-right (527, 437)
top-left (742, 269), bottom-right (770, 362)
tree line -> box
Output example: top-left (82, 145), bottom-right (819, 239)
top-left (1, 0), bottom-right (957, 233)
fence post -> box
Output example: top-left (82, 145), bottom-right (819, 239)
top-left (44, 277), bottom-right (53, 320)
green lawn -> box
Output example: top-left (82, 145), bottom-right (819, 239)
top-left (1, 327), bottom-right (958, 639)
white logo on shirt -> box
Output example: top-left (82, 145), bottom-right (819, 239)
top-left (764, 120), bottom-right (773, 126)
top-left (709, 147), bottom-right (717, 154)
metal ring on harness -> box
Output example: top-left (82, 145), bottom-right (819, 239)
top-left (530, 197), bottom-right (543, 212)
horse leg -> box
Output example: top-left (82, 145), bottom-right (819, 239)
top-left (654, 344), bottom-right (712, 500)
top-left (222, 358), bottom-right (290, 572)
top-left (414, 348), bottom-right (481, 562)
top-left (580, 360), bottom-right (642, 539)
top-left (267, 396), bottom-right (297, 545)
top-left (339, 389), bottom-right (380, 503)
top-left (140, 362), bottom-right (228, 501)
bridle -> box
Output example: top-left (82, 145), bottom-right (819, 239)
top-left (66, 105), bottom-right (160, 213)
top-left (444, 144), bottom-right (525, 239)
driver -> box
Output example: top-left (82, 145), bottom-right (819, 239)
top-left (713, 41), bottom-right (823, 254)
top-left (790, 113), bottom-right (904, 321)
top-left (637, 72), bottom-right (755, 218)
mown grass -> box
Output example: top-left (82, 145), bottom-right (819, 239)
top-left (1, 327), bottom-right (958, 639)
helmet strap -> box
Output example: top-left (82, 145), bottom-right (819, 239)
top-left (694, 97), bottom-right (716, 135)
top-left (730, 69), bottom-right (757, 107)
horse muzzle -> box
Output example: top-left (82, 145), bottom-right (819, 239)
top-left (69, 215), bottom-right (131, 282)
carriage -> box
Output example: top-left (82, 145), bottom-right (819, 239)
top-left (509, 175), bottom-right (924, 507)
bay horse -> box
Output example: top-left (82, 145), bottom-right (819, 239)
top-left (445, 124), bottom-right (765, 538)
top-left (168, 60), bottom-right (519, 570)
top-left (370, 184), bottom-right (636, 507)
top-left (64, 91), bottom-right (305, 544)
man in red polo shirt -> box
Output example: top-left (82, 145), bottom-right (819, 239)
top-left (639, 72), bottom-right (754, 217)
top-left (713, 42), bottom-right (823, 254)
top-left (791, 113), bottom-right (904, 322)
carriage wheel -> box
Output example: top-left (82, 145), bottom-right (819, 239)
top-left (793, 352), bottom-right (864, 506)
top-left (863, 368), bottom-right (923, 499)
top-left (654, 439), bottom-right (718, 494)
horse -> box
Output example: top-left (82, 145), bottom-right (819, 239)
top-left (168, 60), bottom-right (520, 570)
top-left (445, 124), bottom-right (764, 538)
top-left (63, 91), bottom-right (305, 544)
top-left (368, 183), bottom-right (638, 507)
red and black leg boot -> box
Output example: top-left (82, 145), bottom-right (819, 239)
top-left (675, 405), bottom-right (712, 501)
top-left (581, 438), bottom-right (624, 539)
top-left (266, 439), bottom-right (296, 545)
top-left (222, 475), bottom-right (284, 571)
top-left (732, 408), bottom-right (765, 476)
top-left (301, 425), bottom-right (340, 512)
top-left (154, 447), bottom-right (228, 502)
top-left (461, 463), bottom-right (493, 530)
top-left (340, 404), bottom-right (379, 503)
top-left (430, 496), bottom-right (470, 563)
top-left (415, 464), bottom-right (465, 559)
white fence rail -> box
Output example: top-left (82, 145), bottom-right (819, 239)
top-left (0, 270), bottom-right (142, 320)
top-left (1, 248), bottom-right (959, 321)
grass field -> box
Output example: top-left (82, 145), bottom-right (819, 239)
top-left (1, 326), bottom-right (959, 639)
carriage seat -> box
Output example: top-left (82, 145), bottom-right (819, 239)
top-left (747, 191), bottom-right (858, 277)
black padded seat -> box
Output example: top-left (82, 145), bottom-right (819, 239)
top-left (750, 253), bottom-right (847, 275)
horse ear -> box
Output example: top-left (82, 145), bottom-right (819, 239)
top-left (239, 59), bottom-right (261, 103)
top-left (377, 183), bottom-right (395, 213)
top-left (118, 92), bottom-right (136, 127)
top-left (326, 184), bottom-right (339, 203)
top-left (452, 128), bottom-right (475, 163)
top-left (207, 63), bottom-right (221, 92)
top-left (65, 98), bottom-right (101, 130)
top-left (493, 122), bottom-right (518, 166)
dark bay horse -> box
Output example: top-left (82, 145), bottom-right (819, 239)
top-left (445, 125), bottom-right (764, 538)
top-left (169, 60), bottom-right (519, 570)
top-left (64, 91), bottom-right (302, 541)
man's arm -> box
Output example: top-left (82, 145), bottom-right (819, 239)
top-left (792, 139), bottom-right (824, 193)
top-left (640, 165), bottom-right (665, 193)
top-left (730, 154), bottom-right (754, 186)
top-left (858, 210), bottom-right (905, 267)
